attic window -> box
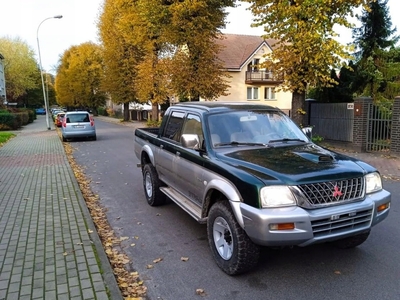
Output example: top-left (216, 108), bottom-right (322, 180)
top-left (247, 58), bottom-right (260, 72)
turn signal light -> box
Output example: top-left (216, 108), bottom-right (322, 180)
top-left (377, 203), bottom-right (390, 212)
top-left (269, 223), bottom-right (295, 230)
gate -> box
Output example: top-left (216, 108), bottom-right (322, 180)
top-left (366, 102), bottom-right (392, 152)
top-left (309, 102), bottom-right (354, 142)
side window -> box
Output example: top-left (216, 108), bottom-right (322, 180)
top-left (181, 114), bottom-right (203, 145)
top-left (162, 111), bottom-right (185, 142)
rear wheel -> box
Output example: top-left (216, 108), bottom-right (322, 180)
top-left (207, 201), bottom-right (260, 275)
top-left (142, 164), bottom-right (166, 206)
top-left (331, 231), bottom-right (370, 249)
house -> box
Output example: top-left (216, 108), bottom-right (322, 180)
top-left (211, 34), bottom-right (292, 114)
top-left (0, 53), bottom-right (6, 104)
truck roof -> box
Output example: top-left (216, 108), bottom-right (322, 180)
top-left (173, 101), bottom-right (281, 113)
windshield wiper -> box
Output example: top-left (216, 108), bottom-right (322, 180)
top-left (268, 138), bottom-right (307, 143)
top-left (215, 141), bottom-right (268, 147)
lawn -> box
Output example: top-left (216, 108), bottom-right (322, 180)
top-left (0, 132), bottom-right (15, 146)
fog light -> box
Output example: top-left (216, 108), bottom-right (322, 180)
top-left (377, 203), bottom-right (390, 212)
top-left (270, 223), bottom-right (295, 230)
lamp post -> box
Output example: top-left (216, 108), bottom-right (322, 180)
top-left (36, 15), bottom-right (63, 130)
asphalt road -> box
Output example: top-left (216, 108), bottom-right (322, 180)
top-left (70, 118), bottom-right (400, 300)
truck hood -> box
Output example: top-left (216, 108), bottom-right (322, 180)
top-left (215, 143), bottom-right (375, 185)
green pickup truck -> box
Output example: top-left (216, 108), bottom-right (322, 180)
top-left (134, 102), bottom-right (391, 275)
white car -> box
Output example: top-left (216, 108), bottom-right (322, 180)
top-left (61, 111), bottom-right (96, 141)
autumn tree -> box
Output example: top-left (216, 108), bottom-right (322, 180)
top-left (114, 0), bottom-right (174, 121)
top-left (98, 0), bottom-right (143, 121)
top-left (55, 42), bottom-right (106, 113)
top-left (351, 0), bottom-right (400, 103)
top-left (167, 0), bottom-right (233, 101)
top-left (245, 0), bottom-right (370, 125)
top-left (0, 36), bottom-right (39, 103)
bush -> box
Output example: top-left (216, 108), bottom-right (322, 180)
top-left (98, 107), bottom-right (109, 116)
top-left (0, 113), bottom-right (16, 130)
top-left (146, 119), bottom-right (162, 127)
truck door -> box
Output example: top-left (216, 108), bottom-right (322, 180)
top-left (174, 114), bottom-right (206, 205)
top-left (157, 110), bottom-right (185, 188)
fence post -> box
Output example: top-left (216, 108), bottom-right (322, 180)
top-left (353, 97), bottom-right (372, 152)
top-left (390, 96), bottom-right (400, 155)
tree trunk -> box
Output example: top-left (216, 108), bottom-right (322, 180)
top-left (123, 102), bottom-right (130, 121)
top-left (152, 103), bottom-right (159, 121)
top-left (291, 90), bottom-right (307, 127)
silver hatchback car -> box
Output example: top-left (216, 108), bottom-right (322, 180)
top-left (61, 111), bottom-right (96, 141)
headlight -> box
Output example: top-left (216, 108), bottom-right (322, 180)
top-left (260, 186), bottom-right (296, 208)
top-left (365, 172), bottom-right (382, 194)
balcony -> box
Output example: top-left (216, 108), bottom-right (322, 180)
top-left (245, 71), bottom-right (283, 84)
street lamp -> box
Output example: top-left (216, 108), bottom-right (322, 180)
top-left (36, 15), bottom-right (63, 130)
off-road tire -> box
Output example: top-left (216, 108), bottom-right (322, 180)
top-left (207, 201), bottom-right (260, 275)
top-left (142, 164), bottom-right (166, 206)
top-left (331, 231), bottom-right (370, 249)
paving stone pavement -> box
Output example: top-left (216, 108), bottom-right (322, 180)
top-left (0, 115), bottom-right (122, 300)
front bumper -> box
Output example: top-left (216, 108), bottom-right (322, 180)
top-left (240, 189), bottom-right (391, 247)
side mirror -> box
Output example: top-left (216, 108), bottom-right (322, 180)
top-left (302, 126), bottom-right (313, 138)
top-left (181, 134), bottom-right (200, 150)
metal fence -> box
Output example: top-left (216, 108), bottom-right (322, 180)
top-left (309, 103), bottom-right (354, 142)
top-left (366, 102), bottom-right (392, 152)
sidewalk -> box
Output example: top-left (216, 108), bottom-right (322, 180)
top-left (0, 116), bottom-right (122, 300)
top-left (320, 141), bottom-right (400, 181)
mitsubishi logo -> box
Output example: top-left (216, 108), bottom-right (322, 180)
top-left (333, 185), bottom-right (343, 198)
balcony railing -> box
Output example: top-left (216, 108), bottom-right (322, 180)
top-left (245, 71), bottom-right (283, 84)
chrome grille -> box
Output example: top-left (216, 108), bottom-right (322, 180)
top-left (297, 177), bottom-right (365, 208)
top-left (311, 209), bottom-right (372, 238)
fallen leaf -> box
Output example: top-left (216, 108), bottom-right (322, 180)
top-left (134, 236), bottom-right (139, 240)
top-left (334, 270), bottom-right (341, 275)
top-left (196, 289), bottom-right (207, 296)
top-left (76, 242), bottom-right (83, 245)
top-left (130, 243), bottom-right (136, 247)
top-left (146, 264), bottom-right (154, 269)
top-left (153, 258), bottom-right (163, 263)
top-left (156, 213), bottom-right (161, 216)
top-left (181, 257), bottom-right (189, 262)
top-left (88, 229), bottom-right (93, 234)
top-left (120, 236), bottom-right (129, 241)
top-left (63, 252), bottom-right (68, 256)
top-left (137, 222), bottom-right (142, 225)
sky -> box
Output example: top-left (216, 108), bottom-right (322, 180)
top-left (0, 0), bottom-right (399, 74)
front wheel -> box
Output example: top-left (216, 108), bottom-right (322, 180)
top-left (207, 201), bottom-right (260, 275)
top-left (331, 231), bottom-right (370, 249)
top-left (142, 164), bottom-right (166, 206)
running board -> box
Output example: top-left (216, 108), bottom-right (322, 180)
top-left (160, 187), bottom-right (206, 224)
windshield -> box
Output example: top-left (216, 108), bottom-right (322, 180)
top-left (207, 109), bottom-right (309, 147)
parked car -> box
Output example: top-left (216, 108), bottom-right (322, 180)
top-left (55, 112), bottom-right (65, 127)
top-left (52, 110), bottom-right (63, 121)
top-left (61, 111), bottom-right (96, 141)
top-left (35, 108), bottom-right (46, 115)
top-left (134, 102), bottom-right (391, 275)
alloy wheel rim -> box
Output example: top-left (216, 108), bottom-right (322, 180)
top-left (213, 216), bottom-right (233, 260)
top-left (145, 173), bottom-right (152, 198)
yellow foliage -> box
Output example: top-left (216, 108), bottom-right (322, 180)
top-left (245, 0), bottom-right (371, 93)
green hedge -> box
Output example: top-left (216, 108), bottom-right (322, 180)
top-left (0, 113), bottom-right (16, 130)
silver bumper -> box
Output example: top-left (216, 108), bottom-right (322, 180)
top-left (240, 189), bottom-right (391, 247)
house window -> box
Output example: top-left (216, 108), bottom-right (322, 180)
top-left (247, 58), bottom-right (260, 72)
top-left (264, 87), bottom-right (276, 100)
top-left (247, 87), bottom-right (259, 100)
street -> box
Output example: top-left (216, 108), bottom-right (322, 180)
top-left (70, 118), bottom-right (400, 300)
